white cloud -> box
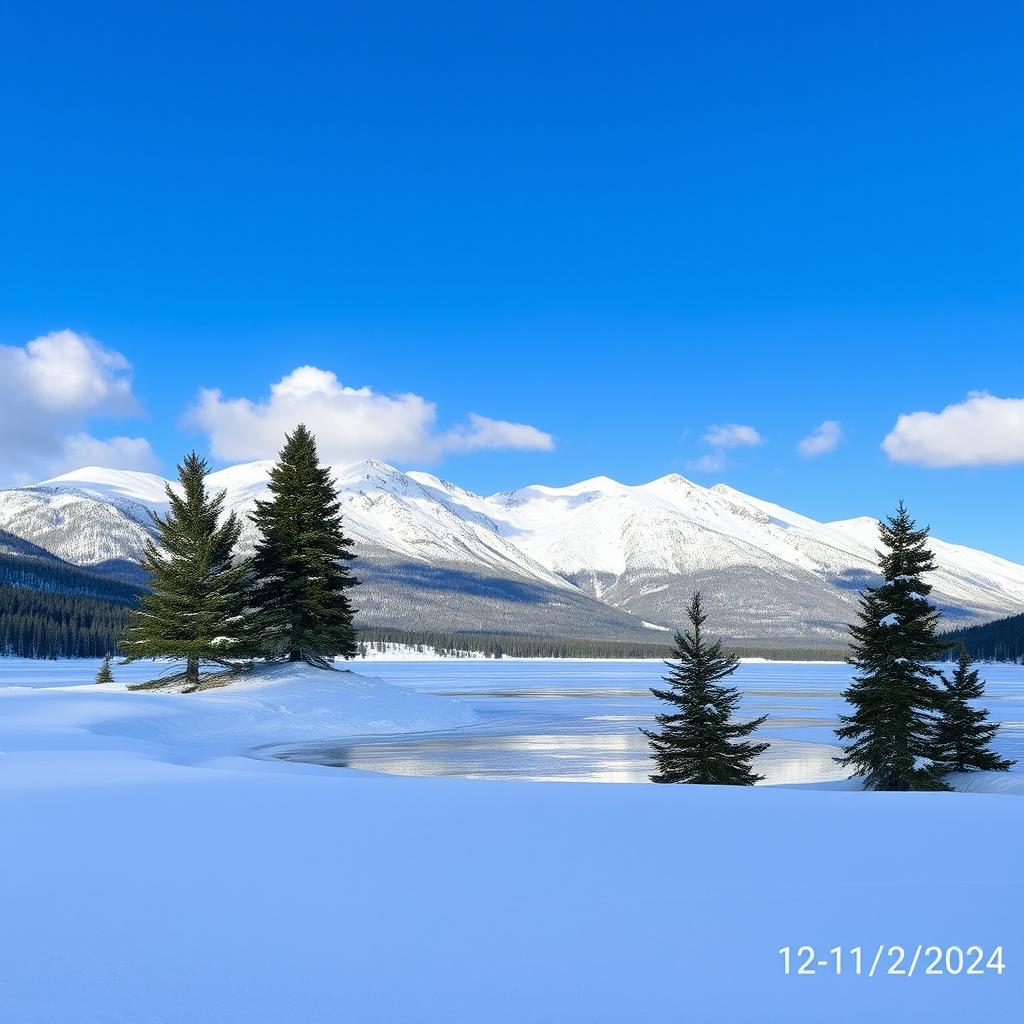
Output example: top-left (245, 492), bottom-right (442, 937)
top-left (0, 330), bottom-right (153, 484)
top-left (58, 433), bottom-right (161, 474)
top-left (687, 451), bottom-right (729, 473)
top-left (703, 423), bottom-right (763, 448)
top-left (882, 392), bottom-right (1024, 467)
top-left (445, 413), bottom-right (556, 454)
top-left (798, 420), bottom-right (842, 458)
top-left (187, 366), bottom-right (555, 464)
top-left (1, 330), bottom-right (140, 415)
top-left (687, 422), bottom-right (762, 474)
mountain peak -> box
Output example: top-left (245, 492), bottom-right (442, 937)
top-left (651, 472), bottom-right (697, 488)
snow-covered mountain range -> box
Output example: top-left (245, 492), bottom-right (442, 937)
top-left (2, 461), bottom-right (1023, 645)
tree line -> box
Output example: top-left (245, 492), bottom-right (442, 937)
top-left (122, 424), bottom-right (358, 688)
top-left (355, 626), bottom-right (847, 661)
top-left (942, 611), bottom-right (1024, 663)
top-left (645, 502), bottom-right (1014, 790)
top-left (0, 585), bottom-right (132, 658)
top-left (0, 549), bottom-right (141, 604)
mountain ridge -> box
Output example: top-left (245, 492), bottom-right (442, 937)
top-left (3, 461), bottom-right (1021, 644)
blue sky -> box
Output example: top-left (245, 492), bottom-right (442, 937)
top-left (1, 2), bottom-right (1023, 556)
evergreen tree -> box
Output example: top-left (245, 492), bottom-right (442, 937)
top-left (933, 646), bottom-right (1014, 773)
top-left (122, 452), bottom-right (250, 687)
top-left (95, 654), bottom-right (114, 684)
top-left (249, 424), bottom-right (358, 665)
top-left (835, 502), bottom-right (950, 791)
top-left (642, 591), bottom-right (769, 785)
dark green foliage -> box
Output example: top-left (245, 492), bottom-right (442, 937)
top-left (641, 592), bottom-right (769, 785)
top-left (944, 611), bottom-right (1024, 663)
top-left (0, 550), bottom-right (142, 606)
top-left (122, 452), bottom-right (250, 685)
top-left (835, 503), bottom-right (950, 791)
top-left (933, 647), bottom-right (1014, 773)
top-left (355, 625), bottom-right (847, 661)
top-left (0, 584), bottom-right (133, 658)
top-left (95, 654), bottom-right (114, 684)
top-left (249, 424), bottom-right (358, 665)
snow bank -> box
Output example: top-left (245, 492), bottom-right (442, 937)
top-left (0, 663), bottom-right (481, 778)
top-left (104, 663), bottom-right (482, 754)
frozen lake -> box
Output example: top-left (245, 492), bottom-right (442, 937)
top-left (4, 656), bottom-right (1021, 785)
top-left (275, 659), bottom-right (1024, 785)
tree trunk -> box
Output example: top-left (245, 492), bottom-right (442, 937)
top-left (186, 657), bottom-right (200, 686)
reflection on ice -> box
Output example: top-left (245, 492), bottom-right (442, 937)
top-left (278, 729), bottom-right (849, 785)
top-left (272, 659), bottom-right (1024, 786)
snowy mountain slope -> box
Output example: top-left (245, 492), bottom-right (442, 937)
top-left (0, 484), bottom-right (154, 581)
top-left (0, 465), bottom-right (632, 638)
top-left (39, 467), bottom-right (173, 510)
top-left (193, 460), bottom-right (653, 638)
top-left (826, 516), bottom-right (1024, 620)
top-left (211, 459), bottom-right (579, 591)
top-left (2, 462), bottom-right (1024, 643)
top-left (479, 473), bottom-right (1024, 639)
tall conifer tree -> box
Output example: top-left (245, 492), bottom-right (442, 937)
top-left (835, 502), bottom-right (949, 790)
top-left (642, 591), bottom-right (768, 785)
top-left (249, 424), bottom-right (358, 665)
top-left (933, 647), bottom-right (1013, 773)
top-left (122, 452), bottom-right (250, 687)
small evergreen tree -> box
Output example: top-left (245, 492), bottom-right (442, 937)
top-left (933, 647), bottom-right (1014, 773)
top-left (95, 654), bottom-right (114, 684)
top-left (835, 502), bottom-right (950, 791)
top-left (642, 591), bottom-right (769, 785)
top-left (249, 424), bottom-right (358, 666)
top-left (122, 452), bottom-right (250, 687)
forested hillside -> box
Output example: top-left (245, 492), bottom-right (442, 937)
top-left (0, 549), bottom-right (140, 658)
top-left (944, 612), bottom-right (1024, 662)
top-left (356, 626), bottom-right (848, 662)
top-left (0, 585), bottom-right (134, 658)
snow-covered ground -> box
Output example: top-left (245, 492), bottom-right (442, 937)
top-left (1, 659), bottom-right (1022, 1022)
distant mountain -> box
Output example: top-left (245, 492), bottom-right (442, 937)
top-left (0, 461), bottom-right (1022, 645)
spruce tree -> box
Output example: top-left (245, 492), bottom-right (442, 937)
top-left (835, 502), bottom-right (950, 791)
top-left (642, 591), bottom-right (769, 785)
top-left (933, 647), bottom-right (1014, 773)
top-left (122, 452), bottom-right (250, 687)
top-left (249, 424), bottom-right (358, 666)
top-left (95, 654), bottom-right (114, 684)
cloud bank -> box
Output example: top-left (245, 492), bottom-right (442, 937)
top-left (187, 365), bottom-right (555, 464)
top-left (0, 330), bottom-right (157, 483)
top-left (882, 392), bottom-right (1024, 467)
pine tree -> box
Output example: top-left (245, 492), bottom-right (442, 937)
top-left (95, 654), bottom-right (114, 684)
top-left (933, 647), bottom-right (1014, 773)
top-left (122, 452), bottom-right (250, 687)
top-left (642, 591), bottom-right (769, 785)
top-left (835, 502), bottom-right (950, 791)
top-left (249, 424), bottom-right (358, 666)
